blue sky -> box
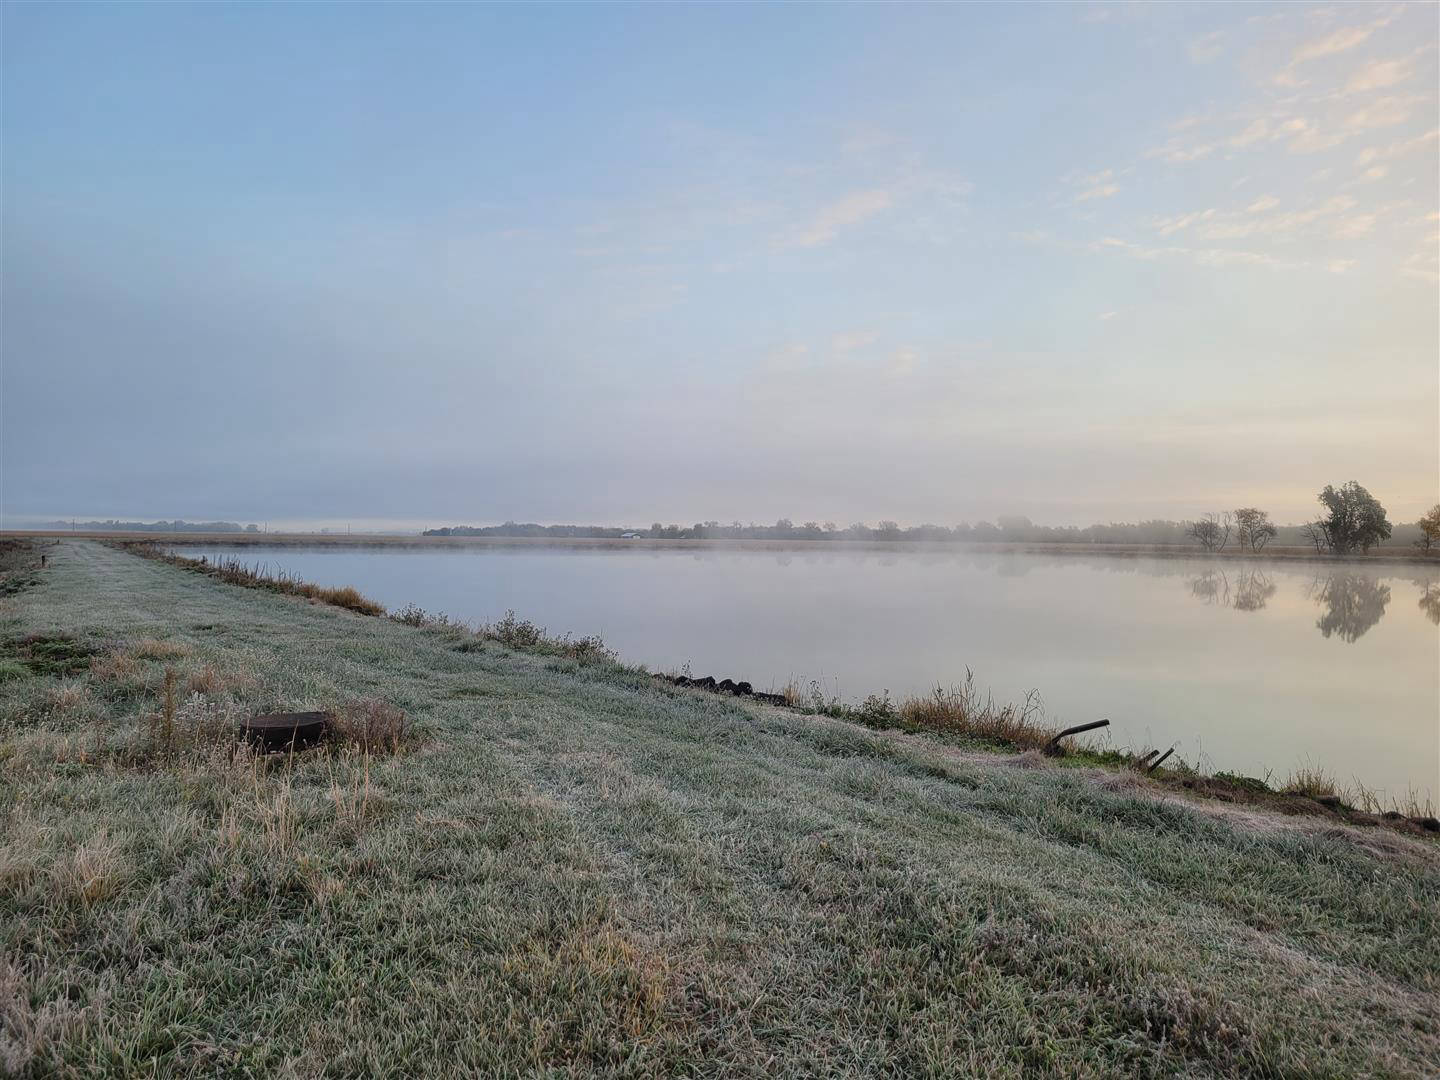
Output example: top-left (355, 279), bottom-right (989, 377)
top-left (3, 2), bottom-right (1436, 528)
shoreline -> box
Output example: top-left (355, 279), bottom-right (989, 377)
top-left (6, 528), bottom-right (1438, 566)
top-left (102, 538), bottom-right (1440, 828)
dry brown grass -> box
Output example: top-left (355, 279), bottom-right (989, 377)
top-left (1282, 765), bottom-right (1339, 800)
top-left (48, 831), bottom-right (128, 908)
top-left (185, 663), bottom-right (227, 696)
top-left (42, 682), bottom-right (88, 715)
top-left (1, 731), bottom-right (91, 770)
top-left (183, 662), bottom-right (255, 697)
top-left (303, 583), bottom-right (383, 615)
top-left (89, 649), bottom-right (141, 684)
top-left (328, 752), bottom-right (384, 830)
top-left (895, 674), bottom-right (1053, 751)
top-left (331, 698), bottom-right (408, 754)
top-left (133, 638), bottom-right (191, 660)
top-left (1289, 771), bottom-right (1438, 821)
top-left (218, 774), bottom-right (300, 859)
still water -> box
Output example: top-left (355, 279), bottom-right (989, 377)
top-left (183, 544), bottom-right (1439, 802)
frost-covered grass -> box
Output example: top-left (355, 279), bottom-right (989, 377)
top-left (1, 541), bottom-right (1438, 1077)
top-left (121, 543), bottom-right (386, 616)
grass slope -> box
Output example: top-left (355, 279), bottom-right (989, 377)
top-left (2, 541), bottom-right (1437, 1078)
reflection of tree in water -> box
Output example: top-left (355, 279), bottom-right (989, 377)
top-left (1187, 568), bottom-right (1276, 612)
top-left (1309, 574), bottom-right (1391, 643)
top-left (1232, 569), bottom-right (1276, 612)
top-left (1420, 582), bottom-right (1440, 626)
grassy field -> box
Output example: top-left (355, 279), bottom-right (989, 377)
top-left (2, 541), bottom-right (1438, 1077)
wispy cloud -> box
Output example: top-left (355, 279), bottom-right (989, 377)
top-left (1333, 214), bottom-right (1376, 238)
top-left (1099, 235), bottom-right (1292, 270)
top-left (1346, 55), bottom-right (1415, 93)
top-left (1275, 16), bottom-right (1390, 86)
top-left (1152, 210), bottom-right (1216, 237)
top-left (1343, 96), bottom-right (1418, 132)
top-left (1065, 4), bottom-right (1432, 290)
top-left (1294, 24), bottom-right (1379, 65)
top-left (1145, 139), bottom-right (1216, 163)
top-left (1356, 128), bottom-right (1439, 165)
top-left (831, 330), bottom-right (879, 353)
top-left (780, 189), bottom-right (893, 249)
top-left (1097, 236), bottom-right (1301, 271)
top-left (1229, 118), bottom-right (1269, 148)
top-left (1282, 119), bottom-right (1345, 154)
top-left (1062, 167), bottom-right (1125, 203)
top-left (1189, 31), bottom-right (1225, 64)
top-left (1160, 96), bottom-right (1413, 161)
top-left (1153, 195), bottom-right (1360, 242)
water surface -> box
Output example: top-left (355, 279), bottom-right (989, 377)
top-left (182, 544), bottom-right (1440, 802)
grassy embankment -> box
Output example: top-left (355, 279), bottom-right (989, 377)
top-left (114, 540), bottom-right (1440, 823)
top-left (2, 539), bottom-right (1438, 1077)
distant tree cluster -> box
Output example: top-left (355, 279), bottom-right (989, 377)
top-left (1183, 483), bottom-right (1430, 557)
top-left (427, 497), bottom-right (1433, 551)
top-left (1184, 508), bottom-right (1280, 553)
top-left (425, 522), bottom-right (639, 539)
top-left (426, 518), bottom-right (1231, 544)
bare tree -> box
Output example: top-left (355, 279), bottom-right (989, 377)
top-left (1186, 511), bottom-right (1232, 552)
top-left (1302, 519), bottom-right (1331, 554)
top-left (1233, 507), bottom-right (1278, 552)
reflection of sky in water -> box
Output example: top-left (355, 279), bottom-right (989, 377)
top-left (182, 546), bottom-right (1440, 802)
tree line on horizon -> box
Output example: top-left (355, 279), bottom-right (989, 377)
top-left (1186, 483), bottom-right (1440, 556)
top-left (28, 484), bottom-right (1439, 554)
top-left (426, 497), bottom-right (1436, 552)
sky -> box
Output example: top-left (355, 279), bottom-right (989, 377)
top-left (2, 1), bottom-right (1437, 530)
